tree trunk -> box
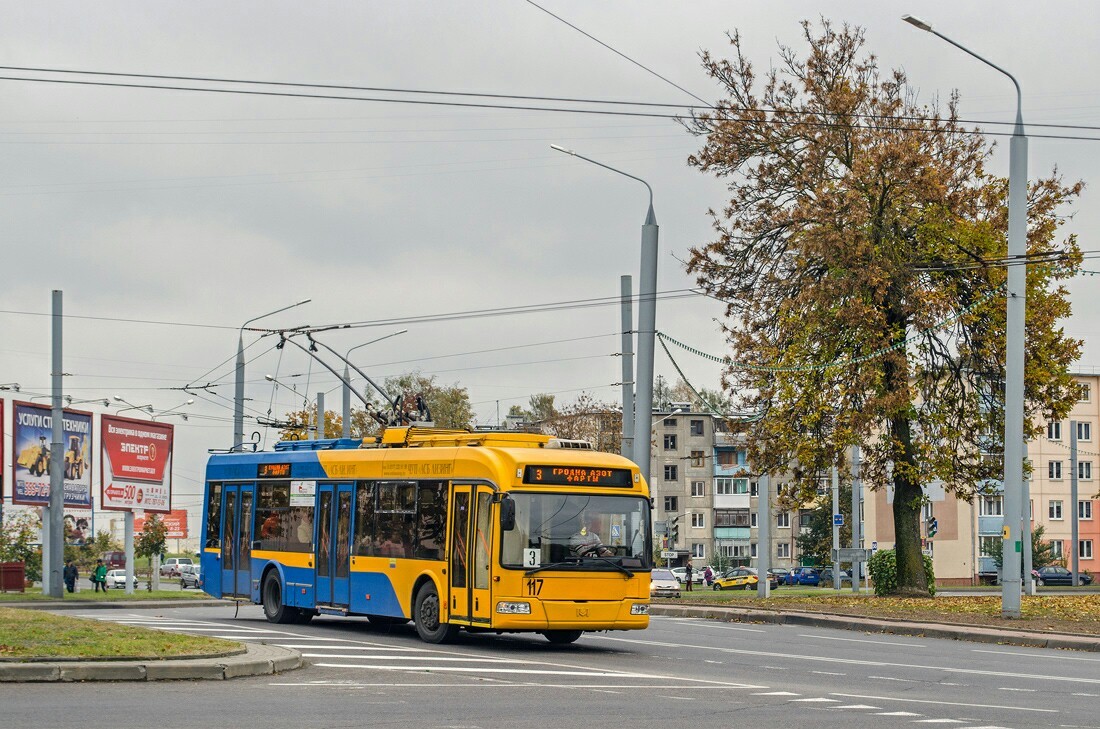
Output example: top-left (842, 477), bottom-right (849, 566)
top-left (890, 413), bottom-right (930, 596)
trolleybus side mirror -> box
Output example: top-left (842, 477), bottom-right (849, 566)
top-left (499, 497), bottom-right (516, 531)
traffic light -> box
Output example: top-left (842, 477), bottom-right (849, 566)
top-left (927, 516), bottom-right (938, 538)
top-left (669, 518), bottom-right (679, 546)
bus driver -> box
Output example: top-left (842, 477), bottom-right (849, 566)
top-left (569, 513), bottom-right (613, 558)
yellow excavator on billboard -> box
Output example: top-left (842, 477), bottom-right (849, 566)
top-left (65, 435), bottom-right (88, 480)
top-left (17, 436), bottom-right (51, 477)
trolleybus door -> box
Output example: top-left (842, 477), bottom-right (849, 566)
top-left (448, 483), bottom-right (494, 625)
top-left (316, 482), bottom-right (353, 607)
top-left (220, 483), bottom-right (255, 597)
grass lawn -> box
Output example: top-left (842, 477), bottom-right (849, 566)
top-left (0, 607), bottom-right (240, 660)
top-left (0, 587), bottom-right (210, 603)
top-left (657, 588), bottom-right (1100, 635)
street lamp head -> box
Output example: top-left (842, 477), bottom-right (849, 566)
top-left (0, 383), bottom-right (19, 392)
top-left (902, 15), bottom-right (932, 32)
top-left (550, 144), bottom-right (575, 155)
top-left (265, 375), bottom-right (275, 382)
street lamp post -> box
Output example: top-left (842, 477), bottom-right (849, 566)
top-left (903, 14), bottom-right (1027, 618)
top-left (341, 329), bottom-right (407, 438)
top-left (234, 300), bottom-right (311, 451)
top-left (551, 144), bottom-right (659, 486)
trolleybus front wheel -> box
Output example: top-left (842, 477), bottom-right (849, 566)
top-left (413, 582), bottom-right (458, 644)
top-left (262, 572), bottom-right (300, 624)
top-left (542, 630), bottom-right (583, 645)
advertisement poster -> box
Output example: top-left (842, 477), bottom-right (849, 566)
top-left (0, 399), bottom-right (4, 504)
top-left (11, 401), bottom-right (93, 507)
top-left (101, 414), bottom-right (173, 513)
top-left (134, 509), bottom-right (188, 538)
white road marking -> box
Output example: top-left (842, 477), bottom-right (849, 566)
top-left (275, 644), bottom-right (430, 651)
top-left (312, 665), bottom-right (696, 676)
top-left (875, 712), bottom-right (922, 716)
top-left (798, 634), bottom-right (928, 648)
top-left (834, 704), bottom-right (880, 709)
top-left (595, 635), bottom-right (1100, 686)
top-left (831, 693), bottom-right (1057, 714)
top-left (1073, 693), bottom-right (1100, 697)
top-left (912, 720), bottom-right (966, 724)
top-left (753, 691), bottom-right (799, 696)
top-left (304, 654), bottom-right (520, 662)
top-left (998, 687), bottom-right (1037, 692)
top-left (869, 676), bottom-right (919, 683)
top-left (974, 649), bottom-right (1100, 663)
top-left (812, 670), bottom-right (846, 676)
top-left (791, 698), bottom-right (840, 703)
top-left (962, 726), bottom-right (1015, 728)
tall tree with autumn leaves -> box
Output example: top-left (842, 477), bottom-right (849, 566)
top-left (686, 21), bottom-right (1083, 595)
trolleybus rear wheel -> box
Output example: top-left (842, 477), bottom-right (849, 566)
top-left (542, 630), bottom-right (583, 645)
top-left (262, 572), bottom-right (300, 624)
top-left (413, 582), bottom-right (458, 644)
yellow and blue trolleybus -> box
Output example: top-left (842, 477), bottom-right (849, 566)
top-left (200, 426), bottom-right (654, 643)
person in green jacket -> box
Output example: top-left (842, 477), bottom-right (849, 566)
top-left (92, 559), bottom-right (108, 592)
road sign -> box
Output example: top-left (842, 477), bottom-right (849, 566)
top-left (654, 521), bottom-right (668, 536)
top-left (833, 548), bottom-right (872, 562)
top-left (871, 541), bottom-right (878, 552)
top-left (660, 550), bottom-right (676, 559)
top-left (833, 514), bottom-right (844, 526)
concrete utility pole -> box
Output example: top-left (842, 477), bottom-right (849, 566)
top-left (903, 11), bottom-right (1027, 620)
top-left (831, 467), bottom-right (841, 591)
top-left (620, 275), bottom-right (635, 459)
top-left (1071, 422), bottom-right (1080, 585)
top-left (851, 446), bottom-right (862, 594)
top-left (550, 145), bottom-right (658, 486)
top-left (315, 392), bottom-right (325, 440)
top-left (46, 290), bottom-right (64, 598)
top-left (757, 475), bottom-right (771, 598)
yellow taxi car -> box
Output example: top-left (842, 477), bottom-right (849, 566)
top-left (712, 567), bottom-right (759, 591)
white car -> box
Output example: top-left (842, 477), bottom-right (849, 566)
top-left (160, 557), bottom-right (194, 577)
top-left (670, 566), bottom-right (705, 585)
top-left (650, 568), bottom-right (681, 598)
top-left (105, 569), bottom-right (138, 589)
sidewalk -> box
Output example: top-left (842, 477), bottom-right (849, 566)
top-left (650, 602), bottom-right (1100, 652)
top-left (0, 598), bottom-right (302, 682)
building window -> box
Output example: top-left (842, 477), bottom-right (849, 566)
top-left (1081, 540), bottom-right (1094, 560)
top-left (750, 542), bottom-right (758, 558)
top-left (716, 450), bottom-right (736, 467)
top-left (1049, 500), bottom-right (1063, 520)
top-left (799, 510), bottom-right (813, 528)
top-left (664, 496), bottom-right (678, 512)
top-left (979, 495), bottom-right (1003, 516)
top-left (1080, 500), bottom-right (1094, 520)
top-left (777, 512), bottom-right (790, 529)
top-left (664, 418), bottom-right (677, 427)
top-left (1048, 421), bottom-right (1062, 441)
top-left (714, 510), bottom-right (749, 527)
top-left (691, 481), bottom-right (705, 497)
top-left (664, 434), bottom-right (677, 450)
top-left (691, 543), bottom-right (706, 558)
top-left (1077, 422), bottom-right (1092, 441)
top-left (1049, 461), bottom-right (1063, 480)
top-left (664, 465), bottom-right (678, 481)
top-left (1050, 540), bottom-right (1064, 559)
top-left (979, 535), bottom-right (999, 557)
top-left (691, 512), bottom-right (705, 528)
top-left (690, 450), bottom-right (705, 467)
top-left (750, 481), bottom-right (759, 496)
top-left (715, 477), bottom-right (748, 495)
top-left (750, 512), bottom-right (758, 528)
top-left (690, 419), bottom-right (704, 436)
top-left (1079, 383), bottom-right (1092, 403)
top-left (1080, 461), bottom-right (1092, 480)
top-left (776, 543), bottom-right (790, 559)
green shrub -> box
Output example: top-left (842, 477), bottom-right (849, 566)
top-left (867, 549), bottom-right (936, 597)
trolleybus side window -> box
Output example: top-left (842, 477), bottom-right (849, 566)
top-left (354, 481), bottom-right (375, 556)
top-left (377, 481), bottom-right (416, 557)
top-left (415, 481), bottom-right (446, 559)
top-left (474, 491), bottom-right (492, 589)
top-left (451, 491), bottom-right (469, 588)
top-left (205, 483), bottom-right (222, 548)
top-left (256, 482), bottom-right (290, 551)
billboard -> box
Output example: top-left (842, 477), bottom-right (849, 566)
top-left (11, 401), bottom-right (93, 507)
top-left (101, 414), bottom-right (173, 513)
top-left (134, 509), bottom-right (189, 538)
top-left (0, 399), bottom-right (4, 504)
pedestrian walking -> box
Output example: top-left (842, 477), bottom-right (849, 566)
top-left (63, 561), bottom-right (78, 593)
top-left (703, 565), bottom-right (714, 587)
top-left (92, 559), bottom-right (108, 592)
top-left (685, 562), bottom-right (694, 591)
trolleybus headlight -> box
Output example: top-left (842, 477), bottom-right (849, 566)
top-left (630, 603), bottom-right (650, 615)
top-left (496, 601), bottom-right (532, 614)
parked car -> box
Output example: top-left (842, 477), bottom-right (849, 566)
top-left (100, 551), bottom-right (125, 570)
top-left (160, 557), bottom-right (194, 578)
top-left (650, 569), bottom-right (682, 598)
top-left (670, 567), bottom-right (705, 585)
top-left (713, 567), bottom-right (759, 591)
top-left (1033, 565), bottom-right (1094, 586)
top-left (178, 564), bottom-right (202, 589)
top-left (784, 567), bottom-right (822, 586)
top-left (819, 568), bottom-right (853, 587)
top-left (104, 569), bottom-right (138, 589)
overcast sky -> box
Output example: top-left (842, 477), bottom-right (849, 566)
top-left (2, 2), bottom-right (1098, 523)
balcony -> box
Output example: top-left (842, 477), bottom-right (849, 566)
top-left (978, 515), bottom-right (1004, 536)
top-left (714, 527), bottom-right (751, 541)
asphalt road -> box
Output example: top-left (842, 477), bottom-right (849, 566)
top-left (3, 604), bottom-right (1097, 729)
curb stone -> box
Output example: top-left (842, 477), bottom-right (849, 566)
top-left (651, 604), bottom-right (1100, 652)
